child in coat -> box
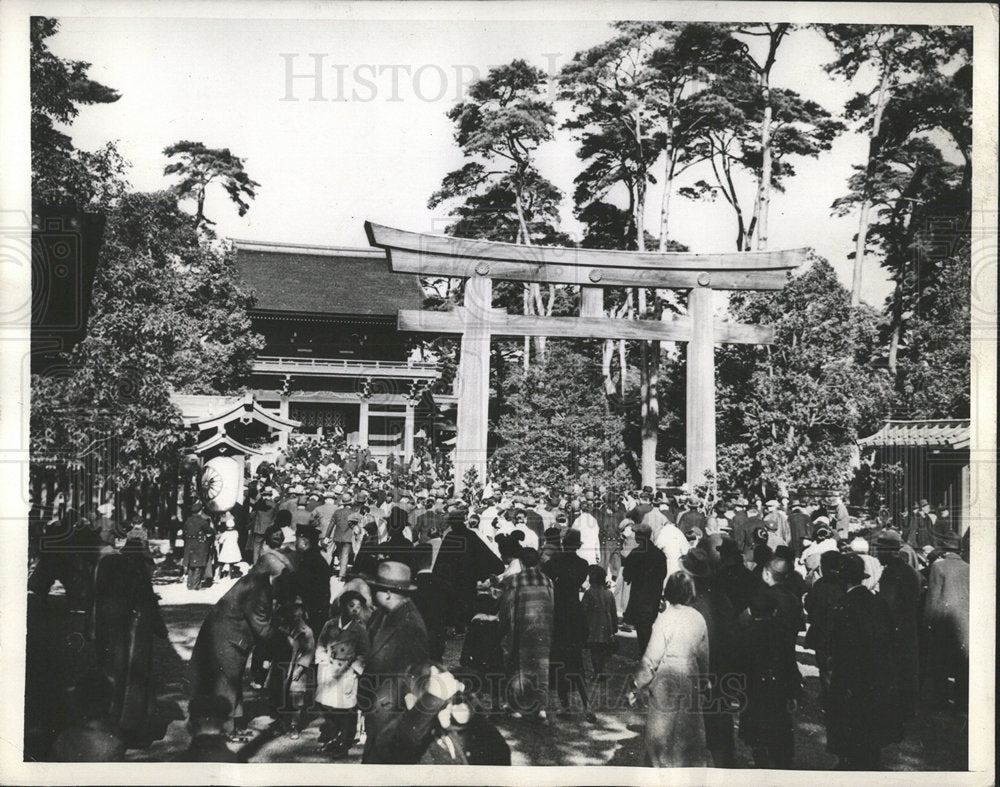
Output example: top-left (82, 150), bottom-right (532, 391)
top-left (582, 565), bottom-right (618, 681)
top-left (315, 590), bottom-right (370, 756)
top-left (214, 515), bottom-right (242, 579)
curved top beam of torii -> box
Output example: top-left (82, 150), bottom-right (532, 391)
top-left (365, 221), bottom-right (807, 291)
top-left (365, 220), bottom-right (808, 492)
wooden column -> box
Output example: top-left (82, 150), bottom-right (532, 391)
top-left (686, 286), bottom-right (716, 488)
top-left (358, 399), bottom-right (370, 447)
top-left (959, 460), bottom-right (970, 538)
top-left (454, 275), bottom-right (493, 494)
top-left (278, 396), bottom-right (290, 449)
top-left (579, 285), bottom-right (604, 318)
top-left (403, 403), bottom-right (415, 463)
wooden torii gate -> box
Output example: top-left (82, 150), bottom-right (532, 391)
top-left (365, 222), bottom-right (806, 493)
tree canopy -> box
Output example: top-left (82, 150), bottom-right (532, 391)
top-left (163, 140), bottom-right (260, 230)
top-left (31, 16), bottom-right (126, 207)
top-left (31, 192), bottom-right (263, 488)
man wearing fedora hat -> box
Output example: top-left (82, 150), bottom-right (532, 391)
top-left (361, 561), bottom-right (429, 744)
top-left (825, 553), bottom-right (901, 769)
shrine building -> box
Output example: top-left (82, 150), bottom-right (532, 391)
top-left (231, 239), bottom-right (448, 462)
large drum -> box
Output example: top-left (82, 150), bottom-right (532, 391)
top-left (199, 455), bottom-right (241, 513)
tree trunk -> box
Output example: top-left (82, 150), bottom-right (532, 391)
top-left (755, 89), bottom-right (773, 251)
top-left (602, 340), bottom-right (616, 397)
top-left (633, 113), bottom-right (659, 489)
top-left (514, 190), bottom-right (546, 360)
top-left (753, 24), bottom-right (788, 250)
top-left (195, 188), bottom-right (206, 230)
top-left (659, 128), bottom-right (676, 248)
top-left (640, 340), bottom-right (661, 488)
top-left (619, 339), bottom-right (627, 401)
top-left (851, 64), bottom-right (892, 307)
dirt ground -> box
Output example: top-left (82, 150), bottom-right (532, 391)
top-left (26, 575), bottom-right (968, 770)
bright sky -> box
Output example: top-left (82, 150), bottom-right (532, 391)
top-left (51, 16), bottom-right (907, 305)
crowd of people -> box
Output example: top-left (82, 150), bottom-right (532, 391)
top-left (26, 435), bottom-right (971, 768)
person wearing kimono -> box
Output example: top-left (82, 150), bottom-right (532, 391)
top-left (499, 548), bottom-right (554, 721)
top-left (632, 571), bottom-right (709, 768)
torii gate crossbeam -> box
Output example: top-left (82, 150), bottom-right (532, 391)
top-left (365, 222), bottom-right (806, 493)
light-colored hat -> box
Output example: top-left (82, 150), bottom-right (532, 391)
top-left (849, 536), bottom-right (869, 554)
top-left (765, 499), bottom-right (779, 508)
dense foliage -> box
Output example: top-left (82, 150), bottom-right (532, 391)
top-left (491, 342), bottom-right (631, 490)
top-left (30, 20), bottom-right (263, 492)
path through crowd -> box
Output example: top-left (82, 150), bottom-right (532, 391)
top-left (113, 579), bottom-right (968, 770)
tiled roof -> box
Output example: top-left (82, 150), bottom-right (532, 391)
top-left (858, 419), bottom-right (970, 449)
top-left (233, 240), bottom-right (426, 317)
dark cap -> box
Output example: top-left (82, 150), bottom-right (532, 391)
top-left (681, 548), bottom-right (713, 578)
top-left (561, 528), bottom-right (582, 549)
top-left (840, 553), bottom-right (869, 585)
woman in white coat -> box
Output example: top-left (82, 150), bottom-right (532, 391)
top-left (571, 501), bottom-right (601, 566)
top-left (632, 571), bottom-right (710, 767)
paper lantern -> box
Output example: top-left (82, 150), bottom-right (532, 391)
top-left (200, 455), bottom-right (240, 513)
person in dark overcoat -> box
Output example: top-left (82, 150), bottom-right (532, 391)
top-left (542, 528), bottom-right (594, 721)
top-left (291, 525), bottom-right (331, 634)
top-left (786, 501), bottom-right (811, 557)
top-left (922, 539), bottom-right (969, 707)
top-left (92, 540), bottom-right (169, 749)
top-left (188, 565), bottom-right (279, 738)
top-left (183, 502), bottom-right (214, 590)
top-left (738, 593), bottom-right (802, 769)
top-left (825, 554), bottom-right (901, 770)
top-left (803, 550), bottom-right (844, 710)
top-left (379, 508), bottom-right (415, 571)
top-left (621, 524), bottom-right (667, 656)
top-left (874, 530), bottom-right (922, 722)
top-left (360, 561), bottom-right (430, 762)
top-left (747, 555), bottom-right (803, 650)
top-left (682, 548), bottom-right (739, 768)
top-left (432, 510), bottom-right (504, 633)
top-left (411, 543), bottom-right (450, 662)
top-left (713, 537), bottom-right (756, 616)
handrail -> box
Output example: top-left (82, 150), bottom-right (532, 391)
top-left (255, 355), bottom-right (437, 370)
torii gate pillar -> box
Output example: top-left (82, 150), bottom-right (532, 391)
top-left (454, 276), bottom-right (492, 490)
top-left (686, 286), bottom-right (716, 488)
